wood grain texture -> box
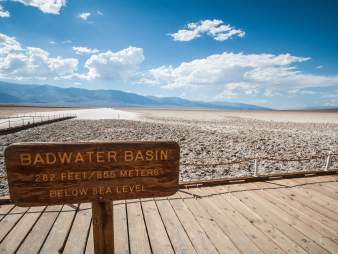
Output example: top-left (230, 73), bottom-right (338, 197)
top-left (1, 176), bottom-right (338, 254)
top-left (92, 201), bottom-right (114, 254)
top-left (5, 141), bottom-right (180, 206)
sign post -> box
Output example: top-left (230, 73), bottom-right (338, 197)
top-left (5, 141), bottom-right (180, 254)
top-left (92, 200), bottom-right (114, 254)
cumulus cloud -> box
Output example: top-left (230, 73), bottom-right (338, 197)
top-left (215, 82), bottom-right (259, 99)
top-left (139, 51), bottom-right (338, 99)
top-left (0, 33), bottom-right (22, 54)
top-left (169, 19), bottom-right (245, 42)
top-left (79, 46), bottom-right (145, 81)
top-left (13, 0), bottom-right (66, 14)
top-left (72, 46), bottom-right (99, 55)
top-left (0, 32), bottom-right (78, 80)
top-left (0, 5), bottom-right (10, 17)
top-left (140, 52), bottom-right (309, 88)
top-left (78, 12), bottom-right (91, 21)
top-left (0, 32), bottom-right (144, 84)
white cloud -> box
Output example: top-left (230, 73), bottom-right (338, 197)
top-left (13, 0), bottom-right (66, 15)
top-left (97, 10), bottom-right (103, 15)
top-left (0, 33), bottom-right (22, 54)
top-left (72, 46), bottom-right (99, 55)
top-left (140, 52), bottom-right (310, 88)
top-left (321, 93), bottom-right (338, 106)
top-left (169, 19), bottom-right (245, 42)
top-left (0, 5), bottom-right (10, 17)
top-left (139, 51), bottom-right (338, 100)
top-left (214, 82), bottom-right (261, 100)
top-left (78, 12), bottom-right (91, 21)
top-left (79, 46), bottom-right (144, 81)
top-left (49, 40), bottom-right (56, 45)
top-left (0, 32), bottom-right (78, 80)
top-left (0, 33), bottom-right (144, 84)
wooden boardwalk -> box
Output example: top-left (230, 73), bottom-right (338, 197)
top-left (0, 174), bottom-right (337, 253)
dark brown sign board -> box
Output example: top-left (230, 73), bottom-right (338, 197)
top-left (5, 141), bottom-right (180, 206)
top-left (5, 141), bottom-right (180, 254)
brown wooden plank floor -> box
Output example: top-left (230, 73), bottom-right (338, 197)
top-left (0, 175), bottom-right (337, 253)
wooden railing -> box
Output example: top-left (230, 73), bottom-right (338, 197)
top-left (0, 152), bottom-right (336, 204)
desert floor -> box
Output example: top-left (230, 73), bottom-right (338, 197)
top-left (0, 106), bottom-right (81, 118)
top-left (0, 107), bottom-right (337, 195)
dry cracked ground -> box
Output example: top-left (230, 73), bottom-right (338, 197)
top-left (1, 113), bottom-right (337, 195)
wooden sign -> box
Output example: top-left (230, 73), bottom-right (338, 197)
top-left (4, 141), bottom-right (180, 206)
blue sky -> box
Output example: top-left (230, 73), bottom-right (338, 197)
top-left (0, 0), bottom-right (338, 109)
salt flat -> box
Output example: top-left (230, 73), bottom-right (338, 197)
top-left (2, 106), bottom-right (337, 123)
top-left (0, 108), bottom-right (139, 129)
top-left (3, 107), bottom-right (139, 120)
top-left (125, 108), bottom-right (338, 123)
top-left (0, 107), bottom-right (337, 195)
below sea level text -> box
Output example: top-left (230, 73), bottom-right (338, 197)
top-left (49, 184), bottom-right (145, 199)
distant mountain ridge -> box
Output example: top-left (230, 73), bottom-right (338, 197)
top-left (0, 81), bottom-right (271, 110)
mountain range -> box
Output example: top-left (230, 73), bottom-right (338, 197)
top-left (0, 81), bottom-right (271, 110)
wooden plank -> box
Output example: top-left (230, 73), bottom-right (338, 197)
top-left (0, 205), bottom-right (14, 222)
top-left (289, 184), bottom-right (338, 213)
top-left (268, 187), bottom-right (338, 232)
top-left (325, 182), bottom-right (338, 190)
top-left (85, 223), bottom-right (94, 254)
top-left (16, 205), bottom-right (62, 253)
top-left (63, 202), bottom-right (92, 253)
top-left (5, 141), bottom-right (180, 206)
top-left (213, 181), bottom-right (278, 193)
top-left (0, 206), bottom-right (45, 253)
top-left (222, 190), bottom-right (308, 254)
top-left (189, 188), bottom-right (263, 254)
top-left (0, 206), bottom-right (28, 242)
top-left (127, 200), bottom-right (152, 254)
top-left (169, 192), bottom-right (219, 254)
top-left (243, 190), bottom-right (338, 253)
top-left (276, 187), bottom-right (338, 223)
top-left (204, 187), bottom-right (286, 254)
top-left (266, 175), bottom-right (338, 187)
top-left (178, 190), bottom-right (240, 254)
top-left (265, 178), bottom-right (338, 213)
top-left (39, 204), bottom-right (78, 253)
top-left (141, 199), bottom-right (174, 253)
top-left (322, 182), bottom-right (338, 192)
top-left (291, 175), bottom-right (338, 184)
top-left (254, 187), bottom-right (338, 245)
top-left (113, 200), bottom-right (129, 254)
top-left (294, 180), bottom-right (338, 200)
top-left (314, 182), bottom-right (338, 194)
top-left (196, 187), bottom-right (284, 254)
top-left (233, 190), bottom-right (329, 254)
top-left (155, 197), bottom-right (197, 254)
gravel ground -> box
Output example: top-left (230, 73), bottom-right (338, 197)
top-left (1, 113), bottom-right (338, 195)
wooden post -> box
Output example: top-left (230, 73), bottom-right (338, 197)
top-left (92, 200), bottom-right (114, 254)
top-left (254, 159), bottom-right (258, 176)
top-left (325, 152), bottom-right (332, 171)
